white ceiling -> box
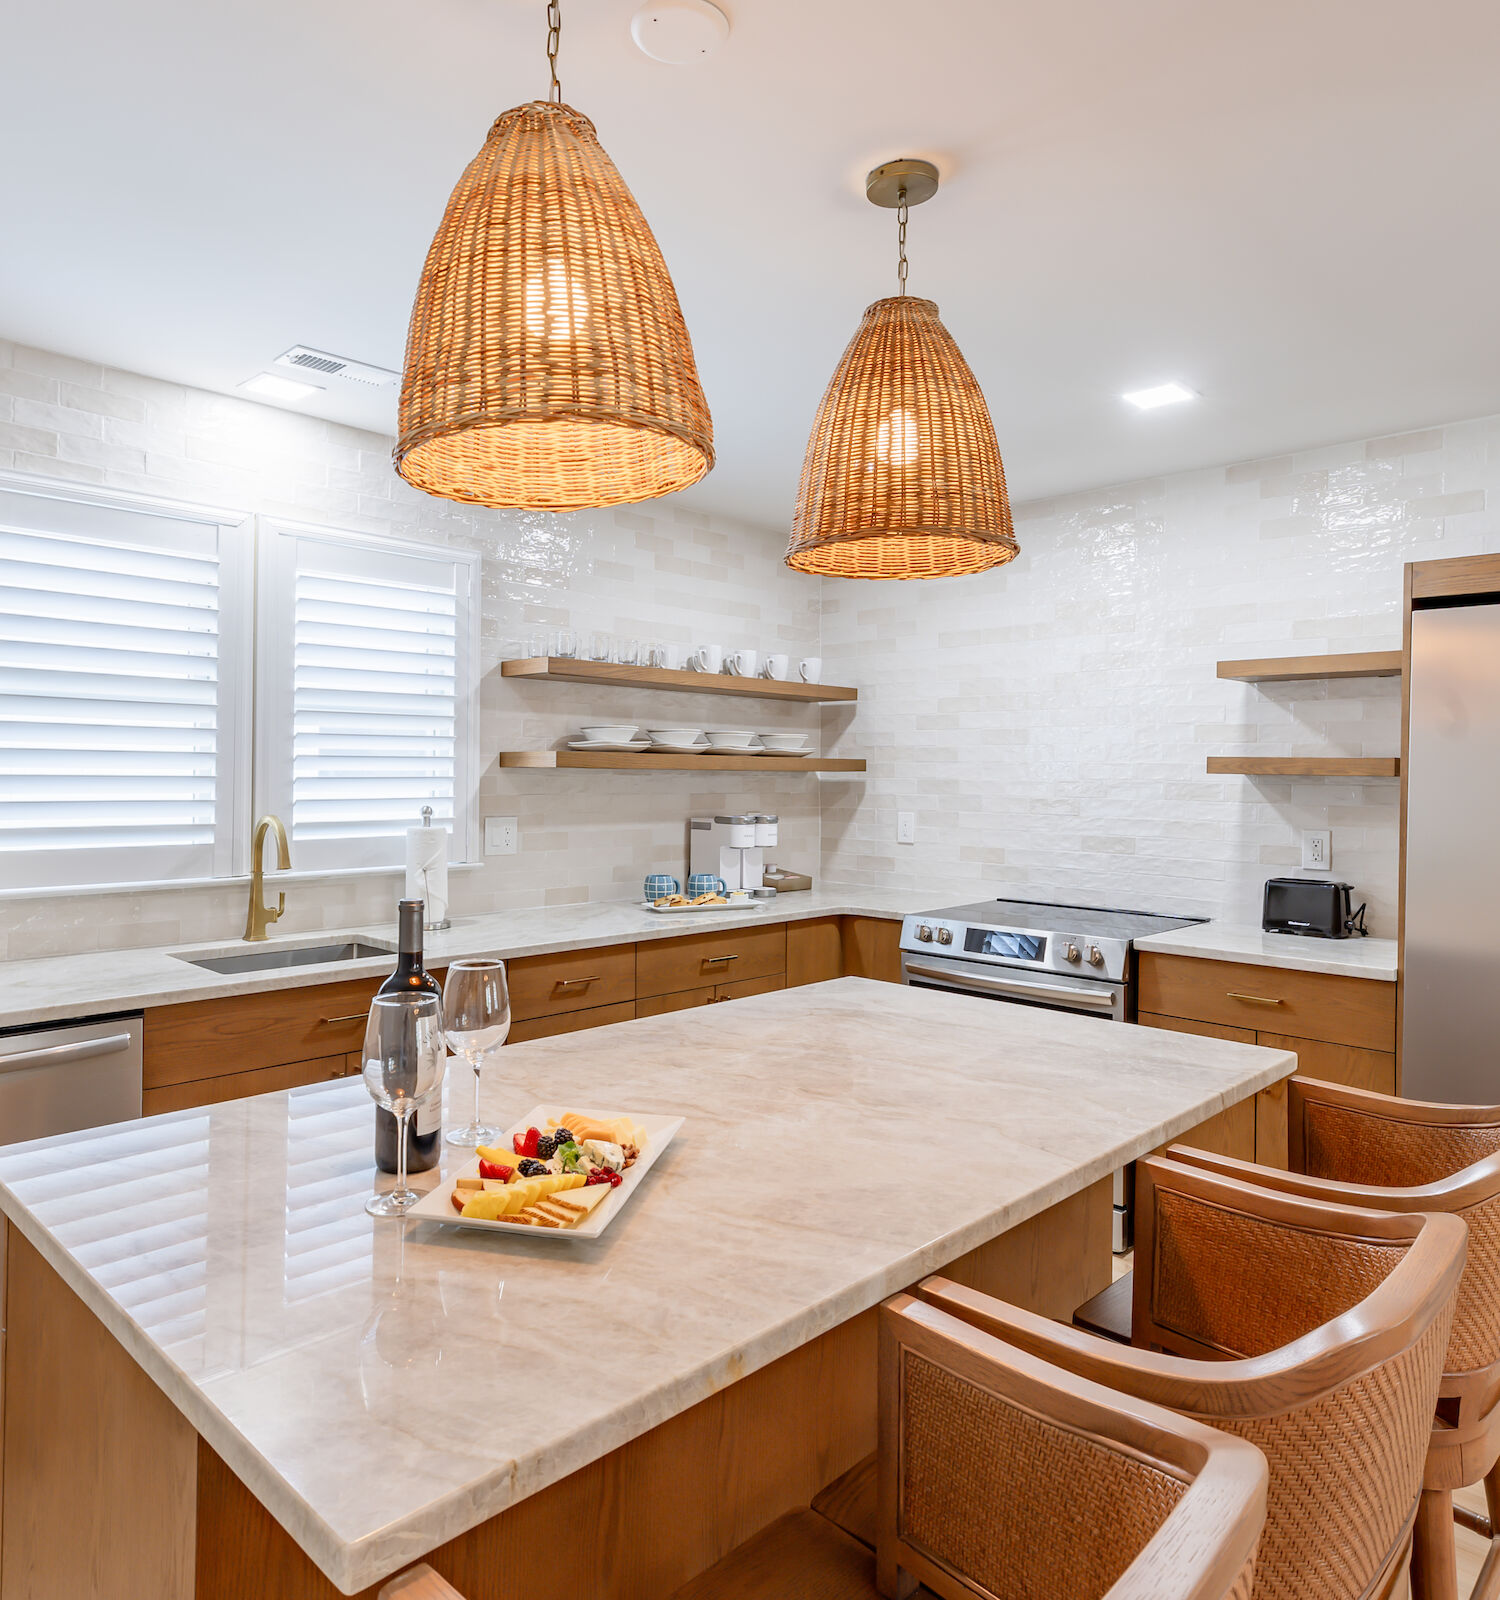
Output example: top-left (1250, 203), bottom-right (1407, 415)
top-left (5, 0), bottom-right (1500, 531)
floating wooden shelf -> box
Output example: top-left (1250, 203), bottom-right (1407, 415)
top-left (1216, 650), bottom-right (1403, 683)
top-left (498, 751), bottom-right (866, 773)
top-left (500, 657), bottom-right (856, 703)
top-left (1207, 756), bottom-right (1401, 778)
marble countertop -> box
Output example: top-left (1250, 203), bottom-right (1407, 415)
top-left (0, 978), bottom-right (1294, 1594)
top-left (1134, 920), bottom-right (1398, 981)
top-left (0, 885), bottom-right (925, 1032)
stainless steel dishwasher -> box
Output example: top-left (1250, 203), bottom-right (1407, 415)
top-left (0, 1013), bottom-right (143, 1147)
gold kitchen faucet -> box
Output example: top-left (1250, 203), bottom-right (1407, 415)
top-left (244, 814), bottom-right (291, 941)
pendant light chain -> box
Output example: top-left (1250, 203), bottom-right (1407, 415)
top-left (546, 0), bottom-right (563, 103)
top-left (896, 186), bottom-right (909, 295)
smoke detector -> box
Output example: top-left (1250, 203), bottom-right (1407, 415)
top-left (630, 1), bottom-right (729, 65)
top-left (273, 346), bottom-right (398, 389)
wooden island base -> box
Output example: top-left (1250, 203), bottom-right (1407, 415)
top-left (1, 1177), bottom-right (1111, 1600)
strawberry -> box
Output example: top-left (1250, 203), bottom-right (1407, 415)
top-left (478, 1159), bottom-right (513, 1181)
top-left (522, 1126), bottom-right (541, 1158)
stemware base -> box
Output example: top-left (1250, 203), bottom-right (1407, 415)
top-left (366, 1188), bottom-right (421, 1218)
top-left (446, 1121), bottom-right (502, 1148)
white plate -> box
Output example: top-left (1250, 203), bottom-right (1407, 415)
top-left (648, 739), bottom-right (708, 753)
top-left (748, 745), bottom-right (816, 756)
top-left (640, 896), bottom-right (761, 913)
top-left (409, 1105), bottom-right (684, 1241)
top-left (568, 739), bottom-right (653, 752)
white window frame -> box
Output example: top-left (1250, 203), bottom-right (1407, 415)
top-left (254, 517), bottom-right (481, 873)
top-left (0, 470), bottom-right (252, 894)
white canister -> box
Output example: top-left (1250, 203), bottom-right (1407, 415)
top-left (718, 813), bottom-right (756, 848)
top-left (753, 813), bottom-right (778, 847)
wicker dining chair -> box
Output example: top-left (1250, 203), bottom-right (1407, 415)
top-left (1163, 1075), bottom-right (1500, 1600)
top-left (926, 1154), bottom-right (1466, 1600)
top-left (669, 1293), bottom-right (1268, 1600)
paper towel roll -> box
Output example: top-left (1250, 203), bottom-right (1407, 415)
top-left (405, 825), bottom-right (450, 928)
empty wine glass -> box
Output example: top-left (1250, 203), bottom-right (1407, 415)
top-left (362, 993), bottom-right (446, 1217)
top-left (443, 959), bottom-right (510, 1147)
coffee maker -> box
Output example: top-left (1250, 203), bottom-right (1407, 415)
top-left (689, 814), bottom-right (778, 890)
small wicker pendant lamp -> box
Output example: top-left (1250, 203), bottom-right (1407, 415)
top-left (785, 160), bottom-right (1017, 579)
top-left (395, 0), bottom-right (713, 512)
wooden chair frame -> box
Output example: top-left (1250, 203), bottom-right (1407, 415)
top-left (1168, 1074), bottom-right (1500, 1600)
top-left (926, 1156), bottom-right (1466, 1600)
top-left (877, 1295), bottom-right (1268, 1600)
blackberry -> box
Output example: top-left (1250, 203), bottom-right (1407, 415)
top-left (553, 1126), bottom-right (574, 1144)
top-left (535, 1134), bottom-right (557, 1161)
top-left (517, 1158), bottom-right (549, 1177)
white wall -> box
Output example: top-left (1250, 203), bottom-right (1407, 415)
top-left (820, 419), bottom-right (1500, 935)
top-left (0, 340), bottom-right (820, 959)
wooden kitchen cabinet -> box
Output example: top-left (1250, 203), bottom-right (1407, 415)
top-left (636, 972), bottom-right (786, 1019)
top-left (506, 1001), bottom-right (637, 1043)
top-left (141, 1053), bottom-right (351, 1116)
top-left (1137, 953), bottom-right (1398, 1168)
top-left (786, 917), bottom-right (843, 987)
top-left (1136, 1011), bottom-right (1258, 1161)
top-left (506, 943), bottom-right (635, 1022)
top-left (636, 923), bottom-right (786, 999)
top-left (839, 916), bottom-right (903, 984)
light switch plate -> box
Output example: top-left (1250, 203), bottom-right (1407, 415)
top-left (1301, 829), bottom-right (1332, 871)
top-left (485, 816), bottom-right (518, 856)
top-left (896, 811), bottom-right (916, 845)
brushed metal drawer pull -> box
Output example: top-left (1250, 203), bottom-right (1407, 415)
top-left (320, 1013), bottom-right (368, 1025)
top-left (555, 976), bottom-right (600, 989)
top-left (701, 954), bottom-right (739, 965)
top-left (1226, 992), bottom-right (1285, 1007)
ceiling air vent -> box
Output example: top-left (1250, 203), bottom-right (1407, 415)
top-left (274, 346), bottom-right (398, 389)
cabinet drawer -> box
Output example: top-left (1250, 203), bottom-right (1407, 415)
top-left (506, 1000), bottom-right (636, 1042)
top-left (636, 924), bottom-right (786, 998)
top-left (142, 1053), bottom-right (350, 1115)
top-left (507, 944), bottom-right (635, 1022)
top-left (144, 977), bottom-right (384, 1088)
top-left (636, 987), bottom-right (717, 1019)
top-left (1136, 953), bottom-right (1395, 1051)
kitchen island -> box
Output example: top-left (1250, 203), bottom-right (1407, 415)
top-left (0, 978), bottom-right (1296, 1600)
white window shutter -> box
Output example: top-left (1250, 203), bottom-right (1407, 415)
top-left (0, 477), bottom-right (250, 891)
top-left (257, 520), bottom-right (479, 873)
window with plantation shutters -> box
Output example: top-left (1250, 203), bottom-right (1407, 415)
top-left (256, 520), bottom-right (479, 872)
top-left (0, 479), bottom-right (250, 891)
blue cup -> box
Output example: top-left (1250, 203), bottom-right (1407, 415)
top-left (687, 873), bottom-right (726, 897)
top-left (645, 874), bottom-right (680, 901)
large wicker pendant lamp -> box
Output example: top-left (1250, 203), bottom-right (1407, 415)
top-left (394, 1), bottom-right (713, 512)
top-left (785, 160), bottom-right (1017, 580)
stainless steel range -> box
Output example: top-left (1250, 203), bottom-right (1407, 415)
top-left (899, 897), bottom-right (1204, 1249)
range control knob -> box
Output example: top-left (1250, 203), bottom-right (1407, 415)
top-left (1088, 944), bottom-right (1105, 967)
top-left (916, 925), bottom-right (933, 942)
top-left (935, 927), bottom-right (953, 946)
top-left (1063, 941), bottom-right (1081, 963)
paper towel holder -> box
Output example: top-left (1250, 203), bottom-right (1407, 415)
top-left (415, 804), bottom-right (452, 932)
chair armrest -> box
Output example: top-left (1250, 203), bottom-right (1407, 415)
top-left (379, 1565), bottom-right (467, 1600)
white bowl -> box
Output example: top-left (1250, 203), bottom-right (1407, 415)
top-left (704, 729), bottom-right (759, 748)
top-left (647, 728), bottom-right (703, 744)
top-left (581, 724), bottom-right (638, 743)
top-left (757, 733), bottom-right (811, 751)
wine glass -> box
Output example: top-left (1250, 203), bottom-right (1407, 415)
top-left (443, 959), bottom-right (510, 1147)
top-left (362, 993), bottom-right (446, 1217)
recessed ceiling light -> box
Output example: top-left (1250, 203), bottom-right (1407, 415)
top-left (239, 372), bottom-right (322, 403)
top-left (1123, 381), bottom-right (1197, 410)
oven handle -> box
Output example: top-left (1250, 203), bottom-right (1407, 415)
top-left (904, 963), bottom-right (1119, 1009)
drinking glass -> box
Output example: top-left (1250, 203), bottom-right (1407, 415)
top-left (443, 959), bottom-right (510, 1147)
top-left (362, 994), bottom-right (446, 1217)
top-left (616, 637), bottom-right (641, 666)
top-left (586, 630), bottom-right (613, 662)
top-left (550, 628), bottom-right (577, 659)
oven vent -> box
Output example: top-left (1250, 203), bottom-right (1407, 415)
top-left (273, 346), bottom-right (398, 388)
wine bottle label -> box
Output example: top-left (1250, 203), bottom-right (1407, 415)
top-left (415, 1090), bottom-right (442, 1137)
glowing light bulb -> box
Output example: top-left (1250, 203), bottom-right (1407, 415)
top-left (525, 258), bottom-right (590, 342)
top-left (876, 407), bottom-right (920, 467)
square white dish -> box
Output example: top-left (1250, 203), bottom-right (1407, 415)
top-left (639, 896), bottom-right (763, 914)
top-left (409, 1105), bottom-right (684, 1240)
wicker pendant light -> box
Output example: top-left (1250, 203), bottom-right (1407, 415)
top-left (786, 160), bottom-right (1017, 580)
top-left (395, 1), bottom-right (713, 512)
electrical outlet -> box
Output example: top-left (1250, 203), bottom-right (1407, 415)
top-left (1301, 829), bottom-right (1332, 871)
top-left (484, 816), bottom-right (518, 856)
top-left (896, 811), bottom-right (916, 845)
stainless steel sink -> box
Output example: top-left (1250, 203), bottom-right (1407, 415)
top-left (178, 941), bottom-right (391, 976)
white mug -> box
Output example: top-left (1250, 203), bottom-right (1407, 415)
top-left (798, 657), bottom-right (823, 684)
top-left (648, 642), bottom-right (683, 670)
top-left (691, 644), bottom-right (724, 674)
top-left (727, 649), bottom-right (758, 677)
top-left (762, 653), bottom-right (790, 680)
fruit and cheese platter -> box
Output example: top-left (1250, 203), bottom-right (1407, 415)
top-left (408, 1105), bottom-right (684, 1240)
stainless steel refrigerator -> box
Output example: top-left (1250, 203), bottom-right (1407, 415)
top-left (1402, 600), bottom-right (1500, 1101)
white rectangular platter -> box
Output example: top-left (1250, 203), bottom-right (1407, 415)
top-left (410, 1105), bottom-right (684, 1241)
top-left (639, 898), bottom-right (767, 914)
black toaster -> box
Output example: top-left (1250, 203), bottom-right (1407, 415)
top-left (1262, 878), bottom-right (1367, 939)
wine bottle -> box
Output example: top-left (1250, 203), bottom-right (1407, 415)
top-left (374, 899), bottom-right (444, 1174)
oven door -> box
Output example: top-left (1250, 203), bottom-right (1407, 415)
top-left (901, 953), bottom-right (1125, 1023)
